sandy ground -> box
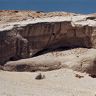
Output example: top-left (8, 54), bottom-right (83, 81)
top-left (0, 69), bottom-right (96, 96)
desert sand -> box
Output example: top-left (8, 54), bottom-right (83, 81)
top-left (0, 69), bottom-right (96, 96)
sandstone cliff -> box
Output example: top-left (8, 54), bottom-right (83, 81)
top-left (0, 14), bottom-right (96, 64)
top-left (0, 11), bottom-right (96, 75)
top-left (1, 11), bottom-right (96, 96)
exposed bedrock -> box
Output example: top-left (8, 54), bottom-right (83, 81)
top-left (3, 48), bottom-right (96, 75)
top-left (0, 15), bottom-right (96, 64)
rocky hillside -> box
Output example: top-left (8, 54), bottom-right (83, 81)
top-left (1, 10), bottom-right (96, 96)
top-left (0, 10), bottom-right (96, 75)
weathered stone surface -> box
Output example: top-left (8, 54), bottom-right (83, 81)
top-left (3, 48), bottom-right (96, 75)
top-left (0, 14), bottom-right (96, 64)
top-left (1, 11), bottom-right (96, 96)
top-left (4, 58), bottom-right (62, 72)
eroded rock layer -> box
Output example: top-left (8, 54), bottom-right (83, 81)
top-left (0, 14), bottom-right (96, 64)
top-left (3, 48), bottom-right (96, 75)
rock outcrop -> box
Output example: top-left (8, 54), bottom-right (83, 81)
top-left (1, 12), bottom-right (96, 75)
top-left (1, 11), bottom-right (96, 96)
top-left (3, 48), bottom-right (96, 75)
top-left (0, 14), bottom-right (96, 65)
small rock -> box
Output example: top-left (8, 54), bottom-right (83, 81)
top-left (89, 74), bottom-right (96, 78)
top-left (35, 73), bottom-right (45, 80)
top-left (75, 74), bottom-right (84, 79)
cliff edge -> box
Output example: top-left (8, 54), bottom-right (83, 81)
top-left (0, 10), bottom-right (96, 75)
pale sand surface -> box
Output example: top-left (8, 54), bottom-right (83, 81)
top-left (0, 69), bottom-right (96, 96)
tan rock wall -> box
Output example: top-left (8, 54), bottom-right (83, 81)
top-left (0, 21), bottom-right (95, 64)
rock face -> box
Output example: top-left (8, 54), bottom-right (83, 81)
top-left (3, 48), bottom-right (96, 75)
top-left (1, 11), bottom-right (96, 96)
top-left (0, 14), bottom-right (96, 65)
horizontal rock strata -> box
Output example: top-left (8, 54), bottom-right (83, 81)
top-left (0, 15), bottom-right (96, 65)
